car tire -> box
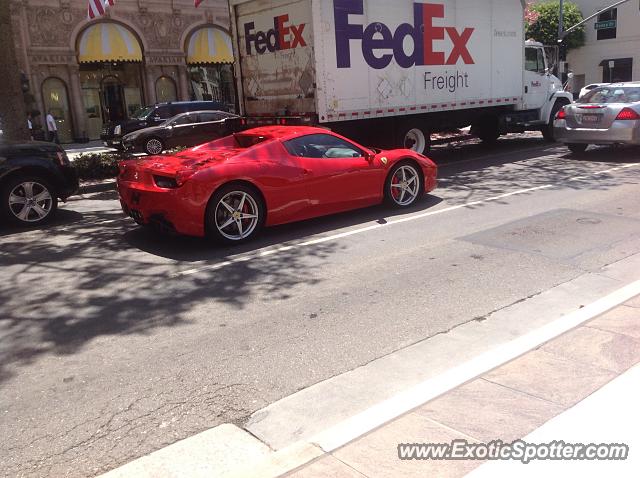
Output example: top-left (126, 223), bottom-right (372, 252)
top-left (0, 175), bottom-right (58, 226)
top-left (542, 102), bottom-right (566, 142)
top-left (144, 137), bottom-right (164, 155)
top-left (384, 161), bottom-right (424, 208)
top-left (205, 183), bottom-right (265, 244)
top-left (568, 143), bottom-right (588, 155)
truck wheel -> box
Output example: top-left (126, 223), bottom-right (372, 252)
top-left (542, 102), bottom-right (566, 142)
top-left (398, 126), bottom-right (430, 154)
top-left (472, 118), bottom-right (499, 144)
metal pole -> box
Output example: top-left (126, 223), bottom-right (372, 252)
top-left (558, 0), bottom-right (565, 41)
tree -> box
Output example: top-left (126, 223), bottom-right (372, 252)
top-left (0, 0), bottom-right (29, 141)
top-left (526, 1), bottom-right (585, 50)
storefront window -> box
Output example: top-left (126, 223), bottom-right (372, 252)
top-left (188, 64), bottom-right (235, 112)
top-left (156, 77), bottom-right (178, 103)
top-left (79, 63), bottom-right (143, 139)
top-left (42, 78), bottom-right (73, 143)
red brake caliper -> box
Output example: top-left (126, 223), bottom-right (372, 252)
top-left (392, 174), bottom-right (400, 200)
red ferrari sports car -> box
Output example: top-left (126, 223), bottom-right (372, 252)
top-left (117, 126), bottom-right (437, 243)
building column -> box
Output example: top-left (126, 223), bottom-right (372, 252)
top-left (145, 66), bottom-right (157, 105)
top-left (68, 64), bottom-right (88, 142)
top-left (177, 64), bottom-right (190, 101)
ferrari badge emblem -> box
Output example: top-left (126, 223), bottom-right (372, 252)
top-left (380, 157), bottom-right (388, 165)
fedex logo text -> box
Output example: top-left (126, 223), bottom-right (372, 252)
top-left (334, 0), bottom-right (475, 69)
top-left (244, 15), bottom-right (307, 55)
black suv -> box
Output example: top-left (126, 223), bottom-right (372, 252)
top-left (100, 101), bottom-right (230, 149)
top-left (0, 141), bottom-right (78, 226)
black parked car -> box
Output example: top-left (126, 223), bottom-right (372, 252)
top-left (122, 110), bottom-right (239, 155)
top-left (0, 141), bottom-right (78, 226)
top-left (100, 100), bottom-right (231, 149)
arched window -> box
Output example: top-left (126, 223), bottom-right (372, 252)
top-left (156, 76), bottom-right (178, 103)
top-left (185, 26), bottom-right (236, 111)
top-left (42, 78), bottom-right (73, 143)
top-left (76, 22), bottom-right (144, 139)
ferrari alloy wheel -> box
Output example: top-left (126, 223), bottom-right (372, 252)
top-left (385, 162), bottom-right (423, 207)
top-left (144, 138), bottom-right (164, 155)
top-left (207, 184), bottom-right (265, 244)
top-left (1, 176), bottom-right (58, 225)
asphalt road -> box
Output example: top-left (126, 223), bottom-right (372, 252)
top-left (2, 136), bottom-right (640, 477)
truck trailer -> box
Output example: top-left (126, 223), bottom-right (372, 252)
top-left (229, 0), bottom-right (572, 153)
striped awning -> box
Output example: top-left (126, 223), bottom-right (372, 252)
top-left (78, 23), bottom-right (142, 63)
top-left (187, 27), bottom-right (234, 64)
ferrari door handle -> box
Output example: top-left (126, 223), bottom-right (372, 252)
top-left (302, 168), bottom-right (311, 175)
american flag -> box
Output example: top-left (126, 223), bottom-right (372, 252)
top-left (87, 0), bottom-right (115, 20)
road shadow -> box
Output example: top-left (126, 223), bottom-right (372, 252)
top-left (0, 209), bottom-right (343, 383)
top-left (436, 143), bottom-right (640, 208)
top-left (125, 194), bottom-right (443, 262)
top-left (0, 210), bottom-right (85, 238)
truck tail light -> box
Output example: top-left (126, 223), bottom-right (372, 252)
top-left (615, 108), bottom-right (640, 121)
top-left (555, 108), bottom-right (566, 120)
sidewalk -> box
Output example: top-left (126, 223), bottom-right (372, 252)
top-left (64, 140), bottom-right (116, 159)
top-left (285, 296), bottom-right (640, 477)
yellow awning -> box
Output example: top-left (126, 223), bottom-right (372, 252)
top-left (78, 23), bottom-right (142, 63)
top-left (187, 28), bottom-right (234, 64)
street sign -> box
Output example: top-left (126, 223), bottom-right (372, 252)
top-left (594, 20), bottom-right (617, 29)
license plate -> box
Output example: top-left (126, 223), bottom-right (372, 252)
top-left (581, 114), bottom-right (600, 124)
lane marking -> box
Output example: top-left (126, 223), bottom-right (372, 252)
top-left (175, 162), bottom-right (640, 277)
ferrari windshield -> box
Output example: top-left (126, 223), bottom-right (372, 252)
top-left (579, 86), bottom-right (640, 104)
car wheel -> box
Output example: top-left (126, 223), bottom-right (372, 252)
top-left (1, 175), bottom-right (58, 226)
top-left (385, 161), bottom-right (424, 208)
top-left (568, 143), bottom-right (588, 155)
top-left (206, 183), bottom-right (265, 244)
top-left (144, 137), bottom-right (164, 155)
top-left (542, 102), bottom-right (566, 142)
top-left (399, 126), bottom-right (430, 154)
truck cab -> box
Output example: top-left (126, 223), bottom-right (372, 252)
top-left (522, 40), bottom-right (567, 118)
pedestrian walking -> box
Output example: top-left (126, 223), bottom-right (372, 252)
top-left (27, 114), bottom-right (33, 140)
top-left (46, 111), bottom-right (59, 144)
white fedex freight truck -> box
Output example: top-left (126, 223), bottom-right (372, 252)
top-left (229, 0), bottom-right (572, 153)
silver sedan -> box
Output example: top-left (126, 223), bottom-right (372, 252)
top-left (554, 82), bottom-right (640, 154)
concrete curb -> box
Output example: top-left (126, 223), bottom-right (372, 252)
top-left (78, 179), bottom-right (116, 195)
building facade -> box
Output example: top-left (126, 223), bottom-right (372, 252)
top-left (10, 0), bottom-right (235, 143)
top-left (565, 0), bottom-right (640, 92)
